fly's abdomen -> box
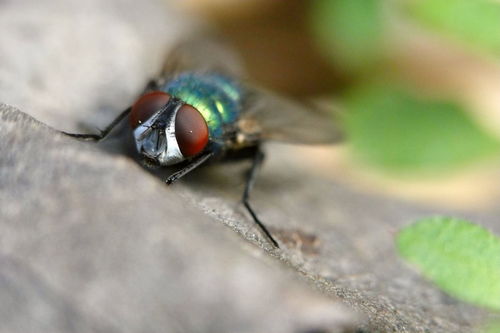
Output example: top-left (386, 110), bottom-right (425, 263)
top-left (162, 72), bottom-right (242, 139)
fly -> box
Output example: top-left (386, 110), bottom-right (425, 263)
top-left (63, 36), bottom-right (343, 248)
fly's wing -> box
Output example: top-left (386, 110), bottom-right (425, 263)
top-left (156, 33), bottom-right (343, 145)
top-left (158, 32), bottom-right (245, 81)
top-left (241, 86), bottom-right (344, 145)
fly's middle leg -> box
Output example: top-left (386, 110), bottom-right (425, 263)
top-left (243, 146), bottom-right (280, 248)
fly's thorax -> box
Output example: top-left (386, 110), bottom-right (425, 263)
top-left (129, 91), bottom-right (209, 166)
top-left (162, 72), bottom-right (243, 140)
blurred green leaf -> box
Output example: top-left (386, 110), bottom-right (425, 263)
top-left (310, 0), bottom-right (384, 71)
top-left (407, 0), bottom-right (500, 56)
top-left (482, 320), bottom-right (500, 333)
top-left (397, 217), bottom-right (500, 310)
top-left (343, 83), bottom-right (500, 174)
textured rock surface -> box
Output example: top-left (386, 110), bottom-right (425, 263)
top-left (0, 106), bottom-right (359, 333)
top-left (0, 0), bottom-right (495, 332)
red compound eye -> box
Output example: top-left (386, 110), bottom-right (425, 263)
top-left (175, 104), bottom-right (209, 157)
top-left (129, 91), bottom-right (171, 129)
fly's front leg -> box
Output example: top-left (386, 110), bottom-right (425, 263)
top-left (165, 152), bottom-right (214, 185)
top-left (62, 78), bottom-right (161, 142)
top-left (243, 147), bottom-right (280, 248)
top-left (62, 107), bottom-right (131, 142)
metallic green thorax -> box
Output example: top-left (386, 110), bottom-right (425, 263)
top-left (162, 72), bottom-right (243, 139)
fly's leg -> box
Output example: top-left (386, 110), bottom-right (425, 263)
top-left (62, 78), bottom-right (164, 141)
top-left (165, 152), bottom-right (214, 185)
top-left (61, 77), bottom-right (163, 142)
top-left (243, 147), bottom-right (280, 248)
top-left (62, 107), bottom-right (131, 142)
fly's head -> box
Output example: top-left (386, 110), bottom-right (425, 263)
top-left (129, 91), bottom-right (209, 166)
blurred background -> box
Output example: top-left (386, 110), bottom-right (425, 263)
top-left (2, 0), bottom-right (500, 212)
top-left (173, 0), bottom-right (500, 211)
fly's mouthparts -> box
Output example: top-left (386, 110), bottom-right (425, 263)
top-left (140, 128), bottom-right (167, 159)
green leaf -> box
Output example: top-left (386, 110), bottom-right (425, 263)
top-left (309, 0), bottom-right (384, 71)
top-left (343, 83), bottom-right (500, 174)
top-left (407, 0), bottom-right (500, 56)
top-left (397, 217), bottom-right (500, 310)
